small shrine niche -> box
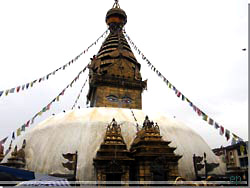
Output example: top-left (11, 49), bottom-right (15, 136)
top-left (130, 116), bottom-right (182, 181)
top-left (93, 118), bottom-right (133, 183)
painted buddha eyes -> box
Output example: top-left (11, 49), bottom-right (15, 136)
top-left (121, 97), bottom-right (132, 104)
top-left (106, 95), bottom-right (132, 104)
top-left (106, 95), bottom-right (118, 102)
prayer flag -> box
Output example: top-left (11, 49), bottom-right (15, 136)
top-left (177, 91), bottom-right (181, 97)
top-left (17, 128), bottom-right (21, 136)
top-left (202, 113), bottom-right (208, 121)
top-left (31, 117), bottom-right (35, 124)
top-left (46, 74), bottom-right (50, 80)
top-left (26, 120), bottom-right (30, 127)
top-left (197, 108), bottom-right (202, 116)
top-left (0, 136), bottom-right (8, 144)
top-left (168, 83), bottom-right (172, 89)
top-left (38, 111), bottom-right (43, 116)
top-left (214, 122), bottom-right (220, 129)
top-left (208, 118), bottom-right (214, 125)
top-left (21, 124), bottom-right (25, 131)
top-left (26, 83), bottom-right (29, 89)
top-left (181, 94), bottom-right (185, 101)
top-left (220, 126), bottom-right (224, 135)
top-left (12, 132), bottom-right (15, 140)
top-left (0, 91), bottom-right (3, 97)
top-left (10, 88), bottom-right (15, 93)
top-left (30, 82), bottom-right (34, 87)
top-left (193, 105), bottom-right (197, 112)
top-left (5, 90), bottom-right (9, 96)
top-left (42, 107), bottom-right (47, 112)
top-left (39, 78), bottom-right (42, 82)
top-left (22, 85), bottom-right (25, 90)
top-left (56, 96), bottom-right (60, 101)
top-left (17, 86), bottom-right (21, 92)
top-left (47, 103), bottom-right (51, 110)
top-left (225, 129), bottom-right (230, 140)
top-left (173, 87), bottom-right (176, 92)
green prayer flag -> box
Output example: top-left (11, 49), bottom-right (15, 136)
top-left (21, 124), bottom-right (25, 131)
top-left (42, 107), bottom-right (47, 112)
top-left (202, 114), bottom-right (208, 121)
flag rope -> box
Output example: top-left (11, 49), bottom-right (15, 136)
top-left (71, 77), bottom-right (88, 109)
top-left (123, 30), bottom-right (243, 143)
top-left (130, 108), bottom-right (140, 131)
top-left (0, 29), bottom-right (109, 99)
top-left (2, 64), bottom-right (89, 146)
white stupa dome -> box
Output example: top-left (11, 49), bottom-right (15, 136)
top-left (2, 107), bottom-right (226, 180)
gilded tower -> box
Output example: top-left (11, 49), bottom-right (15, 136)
top-left (87, 1), bottom-right (147, 109)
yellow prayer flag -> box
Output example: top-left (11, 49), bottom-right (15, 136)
top-left (38, 111), bottom-right (43, 116)
top-left (168, 83), bottom-right (172, 89)
top-left (5, 90), bottom-right (9, 96)
top-left (56, 96), bottom-right (60, 101)
top-left (17, 128), bottom-right (21, 136)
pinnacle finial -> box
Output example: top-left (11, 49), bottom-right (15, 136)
top-left (113, 0), bottom-right (120, 8)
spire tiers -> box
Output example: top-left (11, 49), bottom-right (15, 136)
top-left (87, 2), bottom-right (146, 109)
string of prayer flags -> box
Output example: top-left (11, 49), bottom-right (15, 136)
top-left (124, 30), bottom-right (244, 142)
top-left (72, 77), bottom-right (88, 109)
top-left (0, 29), bottom-right (109, 99)
top-left (7, 65), bottom-right (89, 141)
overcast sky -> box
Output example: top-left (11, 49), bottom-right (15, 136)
top-left (0, 0), bottom-right (248, 149)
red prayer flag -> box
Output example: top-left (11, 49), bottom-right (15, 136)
top-left (16, 86), bottom-right (21, 92)
top-left (220, 126), bottom-right (224, 135)
top-left (177, 91), bottom-right (181, 97)
top-left (197, 108), bottom-right (202, 116)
